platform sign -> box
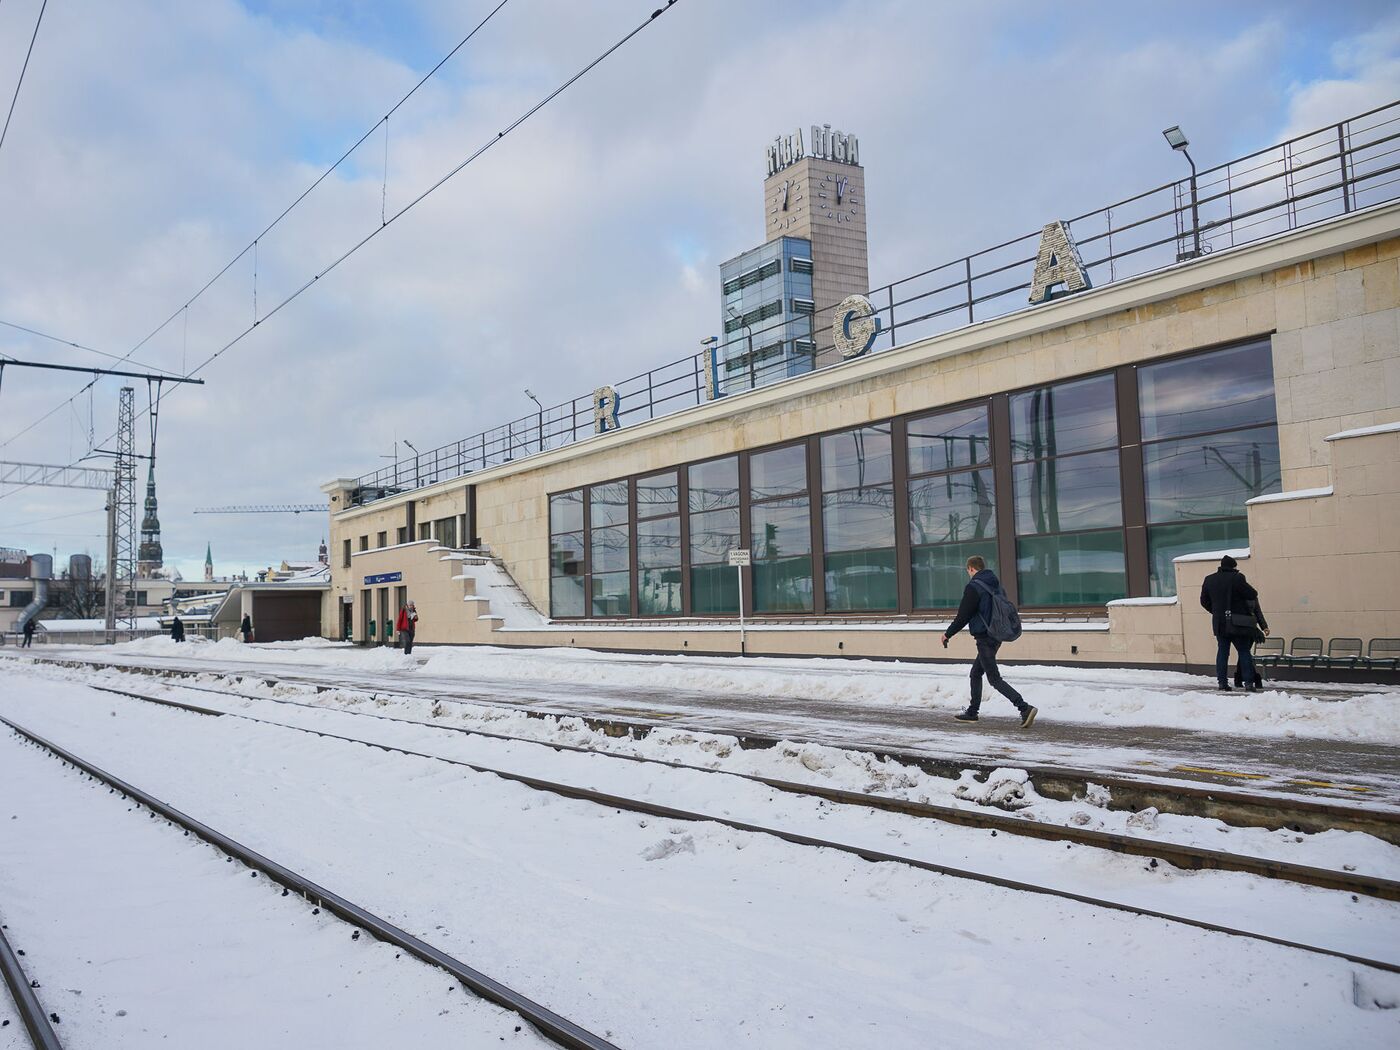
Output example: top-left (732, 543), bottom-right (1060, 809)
top-left (727, 549), bottom-right (750, 656)
top-left (363, 571), bottom-right (402, 585)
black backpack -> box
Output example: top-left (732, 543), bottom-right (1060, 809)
top-left (971, 578), bottom-right (1023, 642)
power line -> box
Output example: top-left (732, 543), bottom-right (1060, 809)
top-left (0, 0), bottom-right (46, 160)
top-left (0, 507), bottom-right (104, 530)
top-left (0, 0), bottom-right (515, 452)
top-left (1, 0), bottom-right (686, 507)
top-left (0, 317), bottom-right (185, 374)
top-left (4, 0), bottom-right (686, 493)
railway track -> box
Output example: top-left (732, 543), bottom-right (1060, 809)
top-left (9, 679), bottom-right (1397, 976)
top-left (85, 676), bottom-right (1400, 902)
top-left (0, 720), bottom-right (620, 1050)
top-left (22, 653), bottom-right (1400, 844)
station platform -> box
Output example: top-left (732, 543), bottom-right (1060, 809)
top-left (10, 645), bottom-right (1400, 810)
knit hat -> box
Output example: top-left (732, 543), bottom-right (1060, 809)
top-left (1220, 555), bottom-right (1237, 570)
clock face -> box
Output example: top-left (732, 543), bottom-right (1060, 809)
top-left (769, 178), bottom-right (804, 229)
top-left (818, 172), bottom-right (860, 223)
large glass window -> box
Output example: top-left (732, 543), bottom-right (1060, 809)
top-left (688, 457), bottom-right (739, 613)
top-left (1138, 339), bottom-right (1276, 442)
top-left (1138, 340), bottom-right (1280, 594)
top-left (908, 405), bottom-right (996, 608)
top-left (636, 470), bottom-right (681, 615)
top-left (1010, 373), bottom-right (1118, 460)
top-left (821, 425), bottom-right (896, 611)
top-left (1017, 531), bottom-right (1126, 605)
top-left (750, 443), bottom-right (813, 612)
top-left (549, 489), bottom-right (585, 618)
top-left (588, 482), bottom-right (631, 616)
top-left (1011, 376), bottom-right (1125, 605)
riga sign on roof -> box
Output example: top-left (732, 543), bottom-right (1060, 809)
top-left (767, 125), bottom-right (860, 176)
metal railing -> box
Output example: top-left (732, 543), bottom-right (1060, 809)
top-left (0, 624), bottom-right (221, 646)
top-left (349, 99), bottom-right (1400, 506)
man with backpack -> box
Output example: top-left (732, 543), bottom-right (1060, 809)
top-left (941, 555), bottom-right (1038, 728)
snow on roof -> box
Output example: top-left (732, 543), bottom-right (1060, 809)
top-left (1106, 596), bottom-right (1179, 607)
top-left (1247, 486), bottom-right (1333, 505)
top-left (1323, 421), bottom-right (1400, 442)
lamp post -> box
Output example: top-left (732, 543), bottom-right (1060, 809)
top-left (524, 389), bottom-right (545, 452)
top-left (402, 439), bottom-right (420, 487)
top-left (1162, 125), bottom-right (1201, 260)
top-left (725, 306), bottom-right (756, 391)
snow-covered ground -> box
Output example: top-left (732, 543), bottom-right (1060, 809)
top-left (57, 636), bottom-right (1400, 743)
top-left (0, 721), bottom-right (553, 1049)
top-left (1, 661), bottom-right (1398, 1047)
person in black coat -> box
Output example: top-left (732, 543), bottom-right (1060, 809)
top-left (1199, 554), bottom-right (1267, 691)
top-left (170, 615), bottom-right (185, 643)
top-left (941, 555), bottom-right (1037, 727)
top-left (239, 613), bottom-right (253, 643)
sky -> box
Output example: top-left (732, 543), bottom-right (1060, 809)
top-left (0, 0), bottom-right (1398, 580)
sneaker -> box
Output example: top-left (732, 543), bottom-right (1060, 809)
top-left (1019, 705), bottom-right (1038, 729)
top-left (953, 708), bottom-right (979, 722)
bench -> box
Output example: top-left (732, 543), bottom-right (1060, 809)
top-left (1325, 637), bottom-right (1363, 669)
top-left (1287, 636), bottom-right (1323, 669)
top-left (1253, 636), bottom-right (1284, 666)
top-left (1367, 638), bottom-right (1400, 672)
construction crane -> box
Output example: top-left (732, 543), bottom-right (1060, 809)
top-left (193, 504), bottom-right (329, 514)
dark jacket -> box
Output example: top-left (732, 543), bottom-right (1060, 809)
top-left (170, 617), bottom-right (185, 642)
top-left (239, 614), bottom-right (252, 636)
top-left (1199, 567), bottom-right (1265, 638)
top-left (945, 569), bottom-right (1000, 639)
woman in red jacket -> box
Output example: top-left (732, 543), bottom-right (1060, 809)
top-left (395, 601), bottom-right (419, 655)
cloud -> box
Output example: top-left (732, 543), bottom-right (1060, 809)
top-left (0, 0), bottom-right (1394, 579)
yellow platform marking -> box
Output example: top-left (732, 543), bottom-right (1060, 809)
top-left (1287, 779), bottom-right (1372, 793)
top-left (1172, 765), bottom-right (1267, 780)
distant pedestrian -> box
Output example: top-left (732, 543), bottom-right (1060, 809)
top-left (941, 555), bottom-right (1037, 727)
top-left (239, 613), bottom-right (253, 643)
top-left (1199, 554), bottom-right (1265, 692)
top-left (170, 615), bottom-right (185, 643)
top-left (21, 619), bottom-right (35, 648)
top-left (396, 600), bottom-right (419, 655)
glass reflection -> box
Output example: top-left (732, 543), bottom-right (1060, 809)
top-left (908, 405), bottom-right (991, 474)
top-left (1010, 374), bottom-right (1117, 461)
top-left (1142, 426), bottom-right (1281, 522)
top-left (1139, 340), bottom-right (1276, 442)
top-left (909, 470), bottom-right (995, 544)
top-left (1013, 450), bottom-right (1123, 534)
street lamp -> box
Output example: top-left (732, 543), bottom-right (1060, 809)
top-left (524, 389), bottom-right (545, 453)
top-left (402, 439), bottom-right (420, 487)
top-left (1162, 124), bottom-right (1201, 260)
top-left (726, 306), bottom-right (757, 391)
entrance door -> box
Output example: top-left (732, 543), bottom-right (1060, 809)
top-left (342, 599), bottom-right (353, 641)
top-left (376, 588), bottom-right (390, 645)
top-left (361, 589), bottom-right (371, 642)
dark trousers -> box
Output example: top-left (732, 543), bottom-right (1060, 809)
top-left (402, 628), bottom-right (415, 655)
top-left (1216, 634), bottom-right (1255, 686)
top-left (970, 636), bottom-right (1026, 712)
top-left (21, 632), bottom-right (33, 648)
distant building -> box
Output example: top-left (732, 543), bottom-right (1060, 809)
top-left (204, 543), bottom-right (214, 583)
top-left (717, 124), bottom-right (869, 392)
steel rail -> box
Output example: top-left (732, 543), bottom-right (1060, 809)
top-left (86, 679), bottom-right (1400, 902)
top-left (0, 916), bottom-right (63, 1050)
top-left (0, 717), bottom-right (621, 1050)
top-left (27, 687), bottom-right (1397, 973)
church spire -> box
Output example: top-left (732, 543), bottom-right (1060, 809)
top-left (137, 460), bottom-right (163, 577)
top-left (204, 542), bottom-right (214, 583)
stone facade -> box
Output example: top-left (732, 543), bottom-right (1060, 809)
top-left (324, 202), bottom-right (1400, 668)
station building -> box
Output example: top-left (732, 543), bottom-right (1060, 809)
top-left (321, 105), bottom-right (1400, 673)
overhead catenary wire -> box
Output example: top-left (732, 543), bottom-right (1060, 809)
top-left (0, 0), bottom-right (516, 453)
top-left (1, 0), bottom-right (687, 503)
top-left (0, 0), bottom-right (46, 161)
